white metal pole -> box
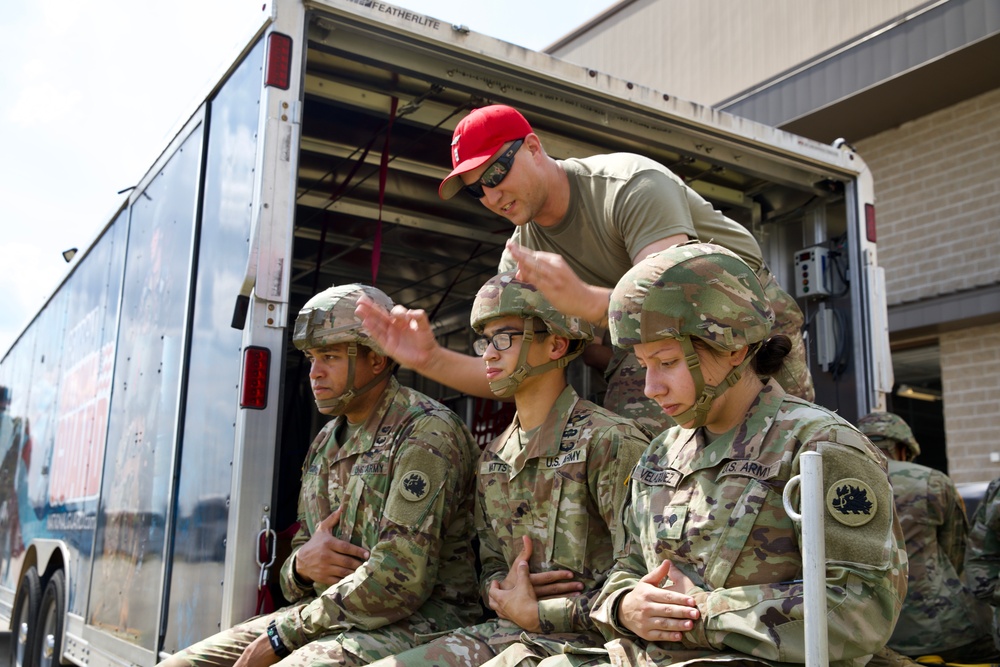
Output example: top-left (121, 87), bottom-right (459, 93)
top-left (783, 451), bottom-right (829, 667)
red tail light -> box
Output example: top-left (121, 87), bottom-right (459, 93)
top-left (241, 346), bottom-right (270, 409)
top-left (265, 33), bottom-right (292, 90)
top-left (865, 203), bottom-right (876, 243)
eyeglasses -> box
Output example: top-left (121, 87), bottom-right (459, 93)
top-left (462, 139), bottom-right (524, 199)
top-left (866, 435), bottom-right (887, 442)
top-left (473, 329), bottom-right (546, 355)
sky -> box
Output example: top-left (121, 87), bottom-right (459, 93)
top-left (0, 0), bottom-right (615, 357)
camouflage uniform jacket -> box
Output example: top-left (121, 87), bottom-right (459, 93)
top-left (274, 377), bottom-right (481, 650)
top-left (591, 380), bottom-right (907, 667)
top-left (886, 459), bottom-right (991, 654)
top-left (477, 385), bottom-right (648, 634)
top-left (967, 477), bottom-right (1000, 649)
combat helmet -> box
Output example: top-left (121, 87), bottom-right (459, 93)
top-left (470, 272), bottom-right (593, 398)
top-left (292, 284), bottom-right (395, 415)
top-left (857, 412), bottom-right (921, 461)
top-left (609, 242), bottom-right (774, 428)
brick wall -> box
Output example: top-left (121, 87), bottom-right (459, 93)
top-left (940, 323), bottom-right (1000, 484)
top-left (857, 88), bottom-right (1000, 483)
top-left (856, 87), bottom-right (1000, 307)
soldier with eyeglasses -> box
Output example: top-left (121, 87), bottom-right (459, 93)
top-left (364, 272), bottom-right (648, 667)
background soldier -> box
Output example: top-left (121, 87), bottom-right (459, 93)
top-left (967, 477), bottom-right (1000, 652)
top-left (858, 412), bottom-right (997, 661)
top-left (158, 284), bottom-right (480, 667)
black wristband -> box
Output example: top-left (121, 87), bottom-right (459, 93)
top-left (266, 621), bottom-right (290, 658)
top-left (290, 554), bottom-right (310, 588)
top-left (611, 594), bottom-right (638, 637)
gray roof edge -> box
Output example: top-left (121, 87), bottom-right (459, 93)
top-left (717, 0), bottom-right (996, 114)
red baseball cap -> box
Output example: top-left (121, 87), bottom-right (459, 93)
top-left (438, 105), bottom-right (533, 199)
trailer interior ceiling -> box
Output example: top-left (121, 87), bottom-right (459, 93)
top-left (289, 8), bottom-right (849, 361)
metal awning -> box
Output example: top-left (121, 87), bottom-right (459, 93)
top-left (718, 0), bottom-right (1000, 144)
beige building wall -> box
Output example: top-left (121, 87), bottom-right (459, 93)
top-left (551, 0), bottom-right (927, 106)
top-left (855, 87), bottom-right (1000, 483)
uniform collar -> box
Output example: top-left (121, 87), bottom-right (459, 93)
top-left (331, 376), bottom-right (401, 461)
top-left (487, 385), bottom-right (581, 472)
top-left (665, 379), bottom-right (786, 473)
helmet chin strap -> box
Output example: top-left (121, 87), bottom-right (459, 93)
top-left (487, 317), bottom-right (584, 399)
top-left (669, 338), bottom-right (757, 429)
top-left (314, 343), bottom-right (395, 415)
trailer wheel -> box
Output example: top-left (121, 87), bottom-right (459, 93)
top-left (10, 566), bottom-right (41, 667)
top-left (34, 570), bottom-right (65, 667)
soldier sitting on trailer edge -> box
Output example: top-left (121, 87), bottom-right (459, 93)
top-left (515, 243), bottom-right (906, 667)
top-left (365, 272), bottom-right (649, 667)
top-left (157, 284), bottom-right (481, 667)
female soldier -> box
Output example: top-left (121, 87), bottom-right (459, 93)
top-left (510, 242), bottom-right (906, 667)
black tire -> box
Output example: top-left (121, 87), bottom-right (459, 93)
top-left (10, 566), bottom-right (41, 667)
top-left (33, 571), bottom-right (65, 667)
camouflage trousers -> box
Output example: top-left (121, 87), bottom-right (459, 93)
top-left (482, 637), bottom-right (609, 667)
top-left (866, 646), bottom-right (924, 667)
top-left (157, 604), bottom-right (426, 667)
top-left (528, 637), bottom-right (761, 667)
top-left (365, 618), bottom-right (605, 667)
top-left (603, 270), bottom-right (813, 434)
top-left (532, 636), bottom-right (841, 667)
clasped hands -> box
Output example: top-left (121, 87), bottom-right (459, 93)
top-left (292, 507), bottom-right (369, 586)
top-left (617, 558), bottom-right (701, 643)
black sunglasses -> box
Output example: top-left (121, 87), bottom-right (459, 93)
top-left (462, 139), bottom-right (524, 199)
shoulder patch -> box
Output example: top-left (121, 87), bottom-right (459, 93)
top-left (817, 441), bottom-right (893, 567)
top-left (826, 477), bottom-right (878, 526)
top-left (399, 470), bottom-right (430, 502)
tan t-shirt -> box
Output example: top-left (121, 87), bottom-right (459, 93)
top-left (498, 153), bottom-right (763, 286)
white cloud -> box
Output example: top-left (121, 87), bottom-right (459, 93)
top-left (9, 83), bottom-right (83, 126)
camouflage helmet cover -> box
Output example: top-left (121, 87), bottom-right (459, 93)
top-left (292, 284), bottom-right (393, 355)
top-left (470, 272), bottom-right (594, 343)
top-left (857, 412), bottom-right (921, 459)
top-left (609, 242), bottom-right (774, 351)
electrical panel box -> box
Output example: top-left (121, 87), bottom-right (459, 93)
top-left (815, 305), bottom-right (837, 371)
top-left (794, 246), bottom-right (832, 298)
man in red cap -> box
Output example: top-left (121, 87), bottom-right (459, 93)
top-left (358, 105), bottom-right (811, 431)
